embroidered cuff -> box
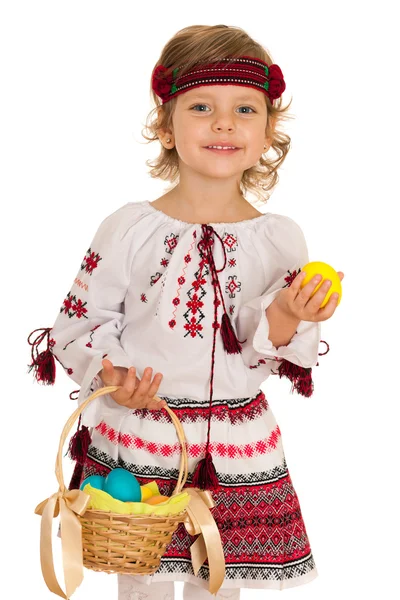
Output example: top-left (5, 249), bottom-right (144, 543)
top-left (252, 289), bottom-right (321, 369)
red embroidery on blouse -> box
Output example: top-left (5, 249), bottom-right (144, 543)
top-left (148, 233), bottom-right (179, 316)
top-left (60, 292), bottom-right (88, 319)
top-left (169, 232), bottom-right (196, 329)
top-left (61, 324), bottom-right (101, 353)
top-left (285, 268), bottom-right (300, 287)
top-left (222, 231), bottom-right (240, 312)
top-left (81, 247), bottom-right (102, 275)
top-left (223, 232), bottom-right (238, 251)
top-left (86, 324), bottom-right (101, 348)
top-left (225, 274), bottom-right (242, 298)
top-left (180, 233), bottom-right (209, 336)
top-left (164, 232), bottom-right (179, 254)
top-left (249, 356), bottom-right (284, 369)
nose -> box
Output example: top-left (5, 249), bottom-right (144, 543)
top-left (214, 124), bottom-right (234, 134)
top-left (212, 111), bottom-right (235, 133)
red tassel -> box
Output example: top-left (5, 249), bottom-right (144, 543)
top-left (191, 450), bottom-right (220, 491)
top-left (27, 327), bottom-right (56, 385)
top-left (68, 461), bottom-right (84, 491)
top-left (30, 349), bottom-right (56, 384)
top-left (220, 313), bottom-right (247, 354)
top-left (278, 359), bottom-right (314, 397)
top-left (67, 416), bottom-right (91, 464)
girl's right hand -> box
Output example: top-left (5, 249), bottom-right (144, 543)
top-left (98, 358), bottom-right (167, 410)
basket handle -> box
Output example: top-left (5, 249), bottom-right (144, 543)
top-left (55, 385), bottom-right (189, 496)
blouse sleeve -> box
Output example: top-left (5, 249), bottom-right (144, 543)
top-left (236, 215), bottom-right (324, 396)
top-left (28, 204), bottom-right (140, 424)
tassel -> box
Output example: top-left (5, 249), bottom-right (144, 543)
top-left (27, 327), bottom-right (56, 385)
top-left (278, 359), bottom-right (314, 397)
top-left (67, 415), bottom-right (92, 464)
top-left (29, 349), bottom-right (56, 384)
top-left (220, 313), bottom-right (247, 354)
top-left (191, 450), bottom-right (220, 491)
top-left (68, 461), bottom-right (84, 491)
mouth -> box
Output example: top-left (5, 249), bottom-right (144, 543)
top-left (204, 146), bottom-right (242, 154)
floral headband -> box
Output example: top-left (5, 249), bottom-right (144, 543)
top-left (151, 55), bottom-right (286, 105)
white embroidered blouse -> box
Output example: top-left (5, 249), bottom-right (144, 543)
top-left (48, 200), bottom-right (322, 427)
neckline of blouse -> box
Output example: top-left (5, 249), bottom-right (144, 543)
top-left (141, 200), bottom-right (271, 228)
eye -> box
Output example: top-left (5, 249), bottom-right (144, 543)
top-left (238, 106), bottom-right (256, 114)
top-left (190, 104), bottom-right (256, 113)
top-left (190, 104), bottom-right (210, 112)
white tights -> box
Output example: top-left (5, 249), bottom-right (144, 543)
top-left (118, 574), bottom-right (241, 599)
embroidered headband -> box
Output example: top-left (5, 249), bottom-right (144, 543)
top-left (151, 55), bottom-right (286, 105)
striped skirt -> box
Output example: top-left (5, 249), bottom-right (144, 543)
top-left (78, 389), bottom-right (318, 592)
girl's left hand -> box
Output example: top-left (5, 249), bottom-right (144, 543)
top-left (275, 271), bottom-right (345, 323)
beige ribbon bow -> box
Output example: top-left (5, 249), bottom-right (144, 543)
top-left (182, 487), bottom-right (226, 595)
top-left (34, 487), bottom-right (90, 599)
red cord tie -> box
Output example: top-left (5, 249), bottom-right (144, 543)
top-left (192, 225), bottom-right (247, 491)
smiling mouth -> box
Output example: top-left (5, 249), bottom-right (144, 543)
top-left (204, 146), bottom-right (242, 153)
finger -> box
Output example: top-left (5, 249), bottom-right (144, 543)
top-left (102, 358), bottom-right (115, 374)
top-left (138, 368), bottom-right (163, 401)
top-left (114, 366), bottom-right (136, 406)
top-left (308, 289), bottom-right (338, 321)
top-left (316, 293), bottom-right (339, 320)
top-left (100, 359), bottom-right (112, 384)
top-left (289, 270), bottom-right (307, 294)
top-left (134, 367), bottom-right (154, 399)
top-left (295, 273), bottom-right (322, 307)
top-left (146, 374), bottom-right (165, 408)
top-left (124, 367), bottom-right (137, 394)
top-left (306, 278), bottom-right (333, 312)
top-left (132, 369), bottom-right (164, 410)
top-left (147, 396), bottom-right (166, 410)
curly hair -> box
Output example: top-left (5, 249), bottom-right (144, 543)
top-left (141, 24), bottom-right (294, 207)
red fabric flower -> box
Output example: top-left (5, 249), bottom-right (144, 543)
top-left (267, 64), bottom-right (286, 101)
top-left (151, 64), bottom-right (174, 100)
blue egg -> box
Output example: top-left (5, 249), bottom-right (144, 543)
top-left (103, 468), bottom-right (141, 502)
top-left (79, 474), bottom-right (106, 491)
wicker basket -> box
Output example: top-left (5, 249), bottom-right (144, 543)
top-left (35, 385), bottom-right (226, 598)
top-left (64, 385), bottom-right (190, 573)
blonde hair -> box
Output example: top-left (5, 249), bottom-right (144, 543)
top-left (141, 25), bottom-right (293, 206)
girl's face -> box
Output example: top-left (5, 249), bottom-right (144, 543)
top-left (169, 85), bottom-right (270, 180)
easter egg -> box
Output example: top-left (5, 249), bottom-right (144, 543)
top-left (103, 468), bottom-right (141, 502)
top-left (300, 261), bottom-right (342, 308)
top-left (145, 494), bottom-right (170, 505)
top-left (79, 475), bottom-right (106, 491)
top-left (141, 486), bottom-right (154, 502)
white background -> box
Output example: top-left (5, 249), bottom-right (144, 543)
top-left (2, 1), bottom-right (399, 598)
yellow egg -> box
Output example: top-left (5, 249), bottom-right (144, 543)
top-left (140, 486), bottom-right (154, 501)
top-left (300, 261), bottom-right (342, 308)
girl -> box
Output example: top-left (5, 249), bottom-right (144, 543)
top-left (28, 24), bottom-right (344, 600)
